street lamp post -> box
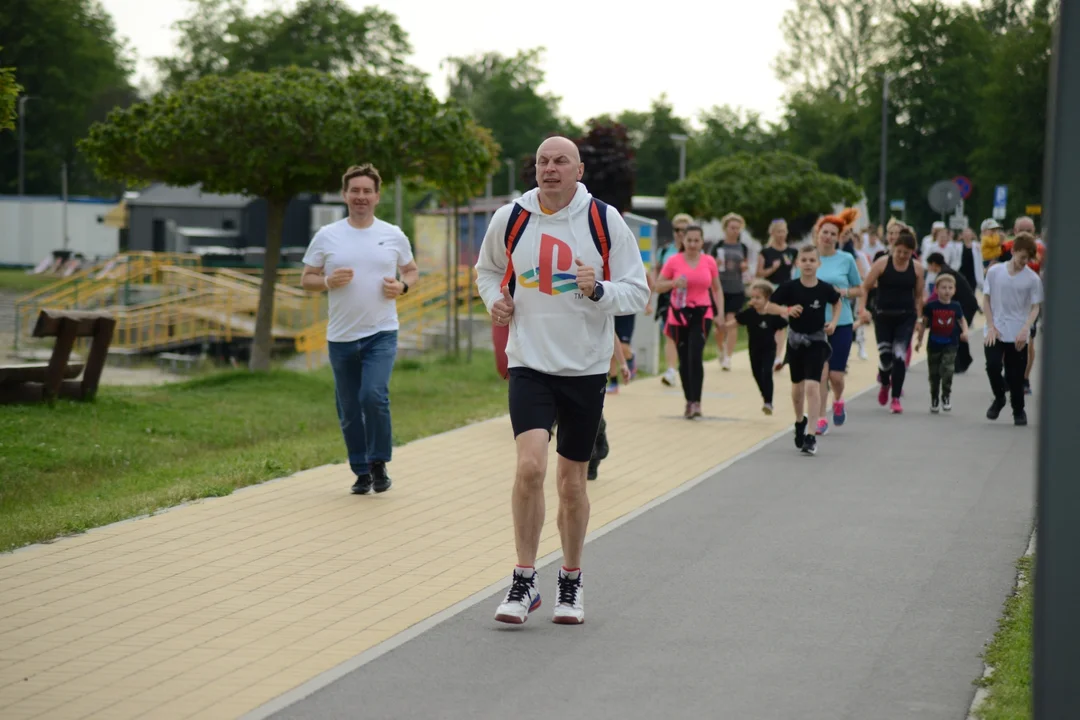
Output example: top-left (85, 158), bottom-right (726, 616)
top-left (669, 133), bottom-right (689, 181)
top-left (17, 95), bottom-right (38, 197)
top-left (879, 74), bottom-right (893, 230)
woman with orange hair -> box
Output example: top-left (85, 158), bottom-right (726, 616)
top-left (794, 209), bottom-right (863, 435)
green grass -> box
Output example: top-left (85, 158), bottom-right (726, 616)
top-left (975, 554), bottom-right (1034, 720)
top-left (0, 350), bottom-right (508, 552)
top-left (0, 268), bottom-right (57, 294)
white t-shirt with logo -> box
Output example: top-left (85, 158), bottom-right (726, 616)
top-left (984, 262), bottom-right (1043, 343)
top-left (302, 218), bottom-right (414, 342)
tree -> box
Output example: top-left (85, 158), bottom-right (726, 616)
top-left (632, 95), bottom-right (690, 196)
top-left (80, 67), bottom-right (498, 372)
top-left (442, 48), bottom-right (573, 196)
top-left (688, 105), bottom-right (784, 173)
top-left (0, 0), bottom-right (135, 195)
top-left (0, 46), bottom-right (19, 132)
top-left (519, 119), bottom-right (637, 212)
top-left (774, 0), bottom-right (891, 99)
top-left (665, 152), bottom-right (862, 238)
top-left (154, 0), bottom-right (421, 92)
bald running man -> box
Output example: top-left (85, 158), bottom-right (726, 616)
top-left (475, 136), bottom-right (649, 625)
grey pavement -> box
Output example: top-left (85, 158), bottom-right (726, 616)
top-left (269, 359), bottom-right (1037, 720)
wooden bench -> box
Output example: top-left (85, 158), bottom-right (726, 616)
top-left (0, 310), bottom-right (116, 404)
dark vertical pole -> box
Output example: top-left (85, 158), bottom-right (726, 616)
top-left (879, 75), bottom-right (890, 229)
top-left (1034, 5), bottom-right (1080, 719)
top-left (452, 202), bottom-right (460, 357)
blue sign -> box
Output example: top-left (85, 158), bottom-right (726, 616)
top-left (952, 175), bottom-right (973, 199)
top-left (993, 185), bottom-right (1008, 210)
top-left (889, 199), bottom-right (906, 211)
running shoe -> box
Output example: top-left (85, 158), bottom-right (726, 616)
top-left (350, 474), bottom-right (373, 495)
top-left (1014, 410), bottom-right (1028, 426)
top-left (628, 355), bottom-right (637, 380)
top-left (371, 462), bottom-right (392, 494)
top-left (762, 403), bottom-right (773, 415)
top-left (801, 435), bottom-right (818, 456)
top-left (987, 396), bottom-right (1007, 420)
top-left (587, 458), bottom-right (600, 481)
top-left (552, 567), bottom-right (584, 625)
top-left (661, 367), bottom-right (677, 386)
top-left (794, 416), bottom-right (808, 449)
top-left (691, 402), bottom-right (703, 418)
top-left (833, 400), bottom-right (846, 426)
top-left (942, 395), bottom-right (952, 412)
top-left (721, 356), bottom-right (732, 371)
top-left (684, 402), bottom-right (693, 419)
top-left (890, 398), bottom-right (903, 414)
top-left (495, 568), bottom-right (541, 624)
top-left (878, 383), bottom-right (890, 407)
top-left (930, 399), bottom-right (940, 414)
top-left (816, 418), bottom-right (829, 436)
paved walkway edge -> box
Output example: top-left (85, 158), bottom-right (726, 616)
top-left (241, 379), bottom-right (888, 720)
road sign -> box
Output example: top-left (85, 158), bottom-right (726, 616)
top-left (953, 175), bottom-right (973, 199)
top-left (993, 184), bottom-right (1008, 220)
top-left (1027, 204), bottom-right (1043, 215)
top-left (889, 199), bottom-right (905, 211)
top-left (949, 214), bottom-right (969, 230)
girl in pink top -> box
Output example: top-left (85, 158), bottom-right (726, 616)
top-left (656, 226), bottom-right (723, 418)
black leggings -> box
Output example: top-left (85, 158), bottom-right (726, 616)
top-left (671, 307), bottom-right (711, 403)
top-left (749, 343), bottom-right (776, 404)
top-left (874, 312), bottom-right (916, 399)
top-left (985, 340), bottom-right (1028, 413)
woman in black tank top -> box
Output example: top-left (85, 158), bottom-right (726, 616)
top-left (857, 230), bottom-right (925, 412)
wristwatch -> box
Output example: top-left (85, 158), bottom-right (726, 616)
top-left (588, 282), bottom-right (605, 302)
top-left (401, 281), bottom-right (409, 295)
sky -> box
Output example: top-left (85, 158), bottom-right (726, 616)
top-left (100, 0), bottom-right (794, 127)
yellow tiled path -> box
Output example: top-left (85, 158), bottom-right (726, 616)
top-left (0, 332), bottom-right (918, 720)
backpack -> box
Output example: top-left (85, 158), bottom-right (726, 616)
top-left (492, 198), bottom-right (614, 379)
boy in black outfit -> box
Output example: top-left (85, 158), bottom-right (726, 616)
top-left (765, 245), bottom-right (842, 456)
top-left (915, 273), bottom-right (969, 413)
top-left (730, 279), bottom-right (788, 415)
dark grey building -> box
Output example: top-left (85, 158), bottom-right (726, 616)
top-left (126, 184), bottom-right (325, 262)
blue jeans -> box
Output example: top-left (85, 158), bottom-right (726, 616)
top-left (327, 331), bottom-right (397, 476)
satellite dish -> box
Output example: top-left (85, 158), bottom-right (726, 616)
top-left (928, 180), bottom-right (964, 214)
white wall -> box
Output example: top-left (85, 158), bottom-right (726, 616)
top-left (0, 198), bottom-right (120, 266)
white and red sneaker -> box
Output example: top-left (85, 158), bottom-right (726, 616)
top-left (552, 567), bottom-right (584, 625)
top-left (494, 567), bottom-right (541, 624)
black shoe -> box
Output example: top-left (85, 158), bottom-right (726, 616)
top-left (1014, 410), bottom-right (1028, 426)
top-left (351, 474), bottom-right (373, 495)
top-left (587, 458), bottom-right (600, 481)
top-left (987, 397), bottom-right (1007, 421)
top-left (794, 416), bottom-right (808, 449)
top-left (372, 462), bottom-right (392, 493)
top-left (801, 435), bottom-right (817, 456)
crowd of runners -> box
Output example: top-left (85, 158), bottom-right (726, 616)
top-left (304, 140), bottom-right (1044, 628)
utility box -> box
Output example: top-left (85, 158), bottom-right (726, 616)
top-left (621, 212), bottom-right (660, 376)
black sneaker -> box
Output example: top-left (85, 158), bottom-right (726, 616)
top-left (794, 416), bottom-right (808, 449)
top-left (930, 398), bottom-right (940, 414)
top-left (987, 396), bottom-right (1007, 420)
top-left (587, 458), bottom-right (600, 481)
top-left (942, 395), bottom-right (952, 412)
top-left (372, 462), bottom-right (392, 493)
top-left (351, 474), bottom-right (373, 495)
top-left (1014, 410), bottom-right (1028, 426)
top-left (801, 435), bottom-right (817, 456)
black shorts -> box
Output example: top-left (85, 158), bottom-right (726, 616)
top-left (787, 340), bottom-right (831, 384)
top-left (722, 292), bottom-right (745, 316)
top-left (508, 368), bottom-right (607, 463)
top-left (614, 314), bottom-right (635, 345)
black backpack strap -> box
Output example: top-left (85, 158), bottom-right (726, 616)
top-left (501, 203), bottom-right (531, 296)
top-left (586, 198), bottom-right (613, 281)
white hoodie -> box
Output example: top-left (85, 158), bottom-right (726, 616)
top-left (475, 183), bottom-right (649, 377)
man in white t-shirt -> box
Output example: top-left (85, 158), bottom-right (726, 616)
top-left (301, 164), bottom-right (419, 494)
top-left (982, 232), bottom-right (1042, 426)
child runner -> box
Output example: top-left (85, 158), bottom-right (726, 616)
top-left (656, 225), bottom-right (723, 418)
top-left (857, 229), bottom-right (924, 414)
top-left (731, 279), bottom-right (788, 415)
top-left (983, 232), bottom-right (1042, 426)
top-left (798, 210), bottom-right (863, 435)
top-left (765, 245), bottom-right (842, 456)
top-left (757, 218), bottom-right (799, 371)
top-left (914, 273), bottom-right (969, 413)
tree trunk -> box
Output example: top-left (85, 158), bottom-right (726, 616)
top-left (249, 198), bottom-right (285, 372)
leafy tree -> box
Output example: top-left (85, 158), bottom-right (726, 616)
top-left (442, 48), bottom-right (573, 196)
top-left (0, 0), bottom-right (135, 195)
top-left (632, 95), bottom-right (690, 196)
top-left (519, 119), bottom-right (637, 212)
top-left (80, 67), bottom-right (498, 371)
top-left (774, 0), bottom-right (891, 99)
top-left (665, 151), bottom-right (862, 238)
top-left (0, 46), bottom-right (19, 132)
top-left (688, 105), bottom-right (784, 173)
top-left (155, 0), bottom-right (420, 92)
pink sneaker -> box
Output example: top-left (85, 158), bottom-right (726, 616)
top-left (833, 400), bottom-right (846, 426)
top-left (878, 384), bottom-right (889, 406)
top-left (890, 398), bottom-right (903, 414)
top-left (816, 418), bottom-right (829, 435)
